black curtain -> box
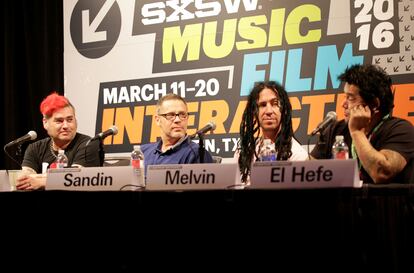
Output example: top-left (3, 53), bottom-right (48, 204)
top-left (1, 0), bottom-right (63, 169)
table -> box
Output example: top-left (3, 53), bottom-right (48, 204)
top-left (1, 185), bottom-right (413, 272)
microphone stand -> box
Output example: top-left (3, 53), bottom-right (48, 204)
top-left (84, 138), bottom-right (105, 166)
top-left (3, 143), bottom-right (24, 167)
top-left (307, 133), bottom-right (327, 160)
top-left (198, 133), bottom-right (205, 163)
top-left (16, 144), bottom-right (23, 160)
top-left (307, 135), bottom-right (313, 161)
top-left (98, 139), bottom-right (105, 166)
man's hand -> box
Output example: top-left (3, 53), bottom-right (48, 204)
top-left (348, 104), bottom-right (372, 134)
top-left (16, 172), bottom-right (46, 190)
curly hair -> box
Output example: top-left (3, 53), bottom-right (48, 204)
top-left (338, 64), bottom-right (394, 116)
top-left (238, 81), bottom-right (293, 183)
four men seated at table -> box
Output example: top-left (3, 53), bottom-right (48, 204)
top-left (5, 65), bottom-right (414, 189)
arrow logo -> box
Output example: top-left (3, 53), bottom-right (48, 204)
top-left (70, 0), bottom-right (121, 59)
top-left (82, 0), bottom-right (116, 43)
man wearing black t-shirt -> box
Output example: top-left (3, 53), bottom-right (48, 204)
top-left (16, 93), bottom-right (101, 190)
top-left (311, 64), bottom-right (414, 184)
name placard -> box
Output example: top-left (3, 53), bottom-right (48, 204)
top-left (46, 166), bottom-right (144, 191)
top-left (146, 163), bottom-right (239, 191)
top-left (0, 170), bottom-right (10, 192)
top-left (250, 159), bottom-right (362, 189)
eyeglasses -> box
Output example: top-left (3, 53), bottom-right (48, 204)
top-left (158, 112), bottom-right (189, 121)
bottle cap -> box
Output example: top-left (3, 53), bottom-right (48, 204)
top-left (335, 135), bottom-right (344, 141)
top-left (133, 145), bottom-right (141, 150)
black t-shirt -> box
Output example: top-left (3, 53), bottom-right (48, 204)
top-left (311, 117), bottom-right (414, 184)
top-left (22, 133), bottom-right (102, 173)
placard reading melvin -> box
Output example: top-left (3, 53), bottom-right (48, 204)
top-left (146, 163), bottom-right (239, 190)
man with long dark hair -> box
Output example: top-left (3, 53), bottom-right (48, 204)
top-left (236, 81), bottom-right (307, 184)
top-left (311, 64), bottom-right (414, 184)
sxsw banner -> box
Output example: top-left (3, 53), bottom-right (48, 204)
top-left (64, 0), bottom-right (414, 158)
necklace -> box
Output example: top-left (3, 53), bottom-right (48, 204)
top-left (49, 139), bottom-right (59, 159)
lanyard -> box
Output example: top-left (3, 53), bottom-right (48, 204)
top-left (351, 114), bottom-right (390, 172)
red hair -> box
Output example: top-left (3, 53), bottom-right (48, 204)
top-left (40, 92), bottom-right (71, 118)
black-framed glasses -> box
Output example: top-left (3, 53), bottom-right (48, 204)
top-left (158, 112), bottom-right (189, 121)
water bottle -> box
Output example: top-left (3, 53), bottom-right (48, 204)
top-left (259, 139), bottom-right (277, 161)
top-left (131, 145), bottom-right (145, 188)
top-left (56, 149), bottom-right (68, 168)
top-left (332, 135), bottom-right (349, 159)
top-left (131, 145), bottom-right (145, 169)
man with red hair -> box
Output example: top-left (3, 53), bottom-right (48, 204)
top-left (16, 93), bottom-right (101, 190)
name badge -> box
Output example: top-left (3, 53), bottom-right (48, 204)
top-left (46, 166), bottom-right (144, 191)
top-left (146, 163), bottom-right (239, 191)
top-left (250, 159), bottom-right (361, 189)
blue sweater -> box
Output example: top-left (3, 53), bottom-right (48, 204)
top-left (141, 137), bottom-right (213, 171)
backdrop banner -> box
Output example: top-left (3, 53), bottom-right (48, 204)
top-left (64, 0), bottom-right (414, 159)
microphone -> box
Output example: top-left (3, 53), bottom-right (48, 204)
top-left (311, 111), bottom-right (337, 136)
top-left (86, 125), bottom-right (118, 146)
top-left (191, 121), bottom-right (216, 138)
top-left (5, 131), bottom-right (37, 147)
